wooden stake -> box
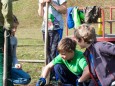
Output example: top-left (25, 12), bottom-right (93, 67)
top-left (44, 2), bottom-right (50, 84)
top-left (3, 30), bottom-right (8, 86)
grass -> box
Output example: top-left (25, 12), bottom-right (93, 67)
top-left (12, 0), bottom-right (115, 85)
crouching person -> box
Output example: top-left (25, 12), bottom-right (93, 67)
top-left (74, 24), bottom-right (115, 86)
top-left (10, 15), bottom-right (31, 85)
top-left (36, 37), bottom-right (90, 86)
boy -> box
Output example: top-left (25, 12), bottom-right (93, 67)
top-left (10, 15), bottom-right (31, 85)
top-left (38, 0), bottom-right (67, 63)
top-left (74, 24), bottom-right (115, 86)
top-left (36, 37), bottom-right (90, 86)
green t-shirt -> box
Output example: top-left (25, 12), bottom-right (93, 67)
top-left (52, 50), bottom-right (87, 75)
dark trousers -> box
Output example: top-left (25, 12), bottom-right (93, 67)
top-left (54, 64), bottom-right (78, 86)
top-left (11, 68), bottom-right (31, 85)
top-left (42, 30), bottom-right (59, 63)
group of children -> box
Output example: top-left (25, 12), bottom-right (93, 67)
top-left (10, 14), bottom-right (115, 86)
top-left (36, 0), bottom-right (115, 86)
top-left (11, 13), bottom-right (115, 86)
top-left (36, 24), bottom-right (115, 86)
top-left (12, 5), bottom-right (115, 86)
top-left (11, 12), bottom-right (115, 86)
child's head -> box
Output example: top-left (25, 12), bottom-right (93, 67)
top-left (74, 24), bottom-right (96, 45)
top-left (57, 37), bottom-right (76, 60)
top-left (13, 15), bottom-right (19, 28)
top-left (11, 15), bottom-right (19, 35)
top-left (58, 37), bottom-right (76, 53)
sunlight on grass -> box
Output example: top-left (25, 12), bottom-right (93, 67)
top-left (17, 45), bottom-right (44, 60)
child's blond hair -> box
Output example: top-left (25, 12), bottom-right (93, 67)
top-left (74, 24), bottom-right (96, 44)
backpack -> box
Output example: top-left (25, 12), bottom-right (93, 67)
top-left (84, 6), bottom-right (100, 23)
top-left (67, 7), bottom-right (74, 29)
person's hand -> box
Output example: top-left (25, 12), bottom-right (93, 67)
top-left (39, 0), bottom-right (51, 4)
top-left (39, 0), bottom-right (45, 4)
top-left (36, 78), bottom-right (46, 86)
top-left (39, 0), bottom-right (52, 4)
top-left (44, 0), bottom-right (51, 3)
top-left (76, 79), bottom-right (83, 86)
top-left (15, 64), bottom-right (22, 69)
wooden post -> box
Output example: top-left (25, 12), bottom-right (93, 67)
top-left (44, 2), bottom-right (50, 84)
top-left (3, 30), bottom-right (8, 86)
top-left (45, 2), bottom-right (48, 65)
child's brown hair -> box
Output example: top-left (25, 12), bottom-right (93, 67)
top-left (57, 37), bottom-right (76, 53)
top-left (13, 15), bottom-right (19, 26)
top-left (74, 24), bottom-right (96, 44)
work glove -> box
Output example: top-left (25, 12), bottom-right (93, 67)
top-left (76, 79), bottom-right (83, 86)
top-left (36, 78), bottom-right (46, 86)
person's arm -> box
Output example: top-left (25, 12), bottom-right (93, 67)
top-left (2, 0), bottom-right (13, 30)
top-left (36, 55), bottom-right (61, 86)
top-left (78, 65), bottom-right (90, 82)
top-left (78, 55), bottom-right (90, 82)
top-left (41, 61), bottom-right (54, 78)
top-left (38, 0), bottom-right (44, 17)
top-left (11, 37), bottom-right (18, 66)
top-left (38, 3), bottom-right (44, 16)
top-left (11, 37), bottom-right (22, 68)
top-left (50, 1), bottom-right (67, 14)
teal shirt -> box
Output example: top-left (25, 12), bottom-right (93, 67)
top-left (52, 50), bottom-right (87, 75)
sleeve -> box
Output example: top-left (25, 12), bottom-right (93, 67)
top-left (78, 56), bottom-right (87, 70)
top-left (12, 44), bottom-right (18, 66)
top-left (52, 54), bottom-right (63, 65)
top-left (99, 42), bottom-right (115, 56)
top-left (59, 0), bottom-right (67, 5)
top-left (2, 0), bottom-right (13, 30)
top-left (12, 38), bottom-right (18, 67)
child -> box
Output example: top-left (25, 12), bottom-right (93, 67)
top-left (36, 37), bottom-right (90, 86)
top-left (10, 15), bottom-right (31, 85)
top-left (74, 24), bottom-right (115, 86)
top-left (38, 0), bottom-right (67, 63)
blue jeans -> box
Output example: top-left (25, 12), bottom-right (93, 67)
top-left (11, 68), bottom-right (31, 85)
top-left (57, 29), bottom-right (63, 41)
top-left (54, 64), bottom-right (78, 86)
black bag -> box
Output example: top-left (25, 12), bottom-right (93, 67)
top-left (84, 6), bottom-right (101, 23)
